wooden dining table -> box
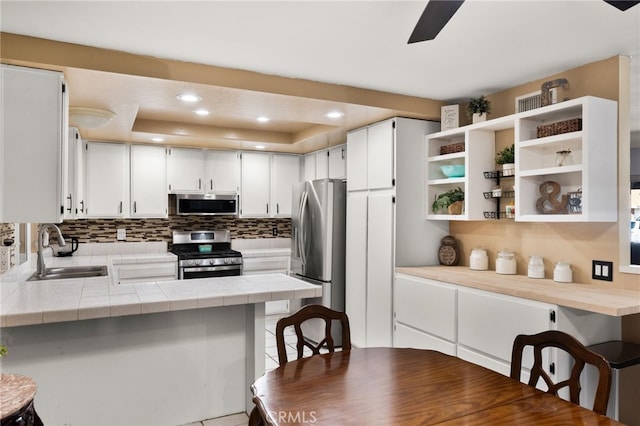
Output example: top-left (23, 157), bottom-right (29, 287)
top-left (251, 347), bottom-right (622, 425)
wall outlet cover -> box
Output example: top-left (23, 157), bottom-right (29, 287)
top-left (117, 229), bottom-right (126, 241)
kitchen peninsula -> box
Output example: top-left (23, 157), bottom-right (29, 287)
top-left (0, 254), bottom-right (320, 426)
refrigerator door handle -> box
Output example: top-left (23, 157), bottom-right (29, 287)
top-left (299, 190), bottom-right (308, 267)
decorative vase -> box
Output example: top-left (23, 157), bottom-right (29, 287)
top-left (448, 200), bottom-right (463, 215)
top-left (472, 113), bottom-right (486, 124)
top-left (502, 163), bottom-right (515, 176)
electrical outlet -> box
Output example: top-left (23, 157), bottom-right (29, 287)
top-left (117, 228), bottom-right (126, 241)
top-left (592, 260), bottom-right (613, 281)
top-left (272, 227), bottom-right (278, 237)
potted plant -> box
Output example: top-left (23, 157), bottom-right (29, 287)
top-left (496, 144), bottom-right (515, 176)
top-left (0, 344), bottom-right (7, 358)
top-left (432, 187), bottom-right (465, 215)
top-left (466, 95), bottom-right (491, 123)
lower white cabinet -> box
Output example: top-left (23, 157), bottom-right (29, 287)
top-left (241, 252), bottom-right (290, 315)
top-left (393, 272), bottom-right (622, 416)
top-left (112, 259), bottom-right (177, 285)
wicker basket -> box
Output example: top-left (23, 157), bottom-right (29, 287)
top-left (440, 142), bottom-right (465, 155)
top-left (536, 118), bottom-right (582, 138)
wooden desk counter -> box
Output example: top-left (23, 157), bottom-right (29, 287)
top-left (251, 348), bottom-right (621, 425)
top-left (396, 266), bottom-right (640, 317)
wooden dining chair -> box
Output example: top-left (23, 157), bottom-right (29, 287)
top-left (510, 330), bottom-right (612, 415)
top-left (275, 304), bottom-right (352, 365)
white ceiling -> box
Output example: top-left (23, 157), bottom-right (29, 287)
top-left (1, 0), bottom-right (639, 148)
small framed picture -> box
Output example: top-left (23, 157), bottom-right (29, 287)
top-left (441, 105), bottom-right (459, 130)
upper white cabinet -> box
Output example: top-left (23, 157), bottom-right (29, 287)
top-left (85, 142), bottom-right (129, 218)
top-left (166, 148), bottom-right (204, 193)
top-left (347, 122), bottom-right (393, 191)
top-left (515, 96), bottom-right (617, 222)
top-left (240, 152), bottom-right (300, 217)
top-left (346, 128), bottom-right (368, 191)
top-left (303, 144), bottom-right (347, 181)
top-left (1, 64), bottom-right (68, 223)
top-left (130, 145), bottom-right (167, 218)
top-left (63, 127), bottom-right (86, 220)
top-left (204, 150), bottom-right (240, 194)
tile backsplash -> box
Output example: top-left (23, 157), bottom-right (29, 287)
top-left (58, 216), bottom-right (291, 244)
top-left (0, 223), bottom-right (15, 242)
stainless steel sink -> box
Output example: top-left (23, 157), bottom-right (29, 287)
top-left (28, 265), bottom-right (108, 281)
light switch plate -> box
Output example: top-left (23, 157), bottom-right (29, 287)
top-left (117, 229), bottom-right (126, 241)
top-left (592, 260), bottom-right (613, 281)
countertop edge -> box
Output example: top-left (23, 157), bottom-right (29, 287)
top-left (395, 266), bottom-right (640, 317)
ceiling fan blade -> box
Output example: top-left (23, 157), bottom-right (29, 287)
top-left (408, 0), bottom-right (465, 44)
top-left (602, 0), bottom-right (640, 11)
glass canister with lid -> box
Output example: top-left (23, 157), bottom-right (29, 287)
top-left (469, 247), bottom-right (489, 271)
top-left (527, 255), bottom-right (545, 279)
top-left (496, 249), bottom-right (517, 275)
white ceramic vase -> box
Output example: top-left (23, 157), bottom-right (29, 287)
top-left (472, 112), bottom-right (486, 124)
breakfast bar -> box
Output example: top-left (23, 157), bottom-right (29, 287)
top-left (0, 256), bottom-right (320, 426)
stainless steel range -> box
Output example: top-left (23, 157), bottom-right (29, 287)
top-left (170, 230), bottom-right (242, 279)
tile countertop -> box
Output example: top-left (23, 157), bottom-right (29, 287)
top-left (396, 266), bottom-right (640, 317)
top-left (0, 254), bottom-right (320, 328)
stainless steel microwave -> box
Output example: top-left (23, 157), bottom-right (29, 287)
top-left (176, 194), bottom-right (239, 216)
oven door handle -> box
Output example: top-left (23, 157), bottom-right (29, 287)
top-left (181, 265), bottom-right (241, 273)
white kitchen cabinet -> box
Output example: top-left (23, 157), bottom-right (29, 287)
top-left (63, 127), bottom-right (86, 220)
top-left (303, 153), bottom-right (316, 181)
top-left (515, 96), bottom-right (617, 222)
top-left (166, 147), bottom-right (204, 193)
top-left (241, 152), bottom-right (271, 216)
top-left (328, 145), bottom-right (347, 179)
top-left (393, 274), bottom-right (457, 355)
top-left (204, 150), bottom-right (240, 194)
top-left (1, 64), bottom-right (68, 223)
top-left (240, 152), bottom-right (300, 217)
top-left (346, 118), bottom-right (448, 348)
top-left (85, 142), bottom-right (129, 218)
top-left (315, 150), bottom-right (329, 179)
top-left (130, 145), bottom-right (167, 218)
top-left (271, 154), bottom-right (300, 217)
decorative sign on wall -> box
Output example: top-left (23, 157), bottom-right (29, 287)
top-left (441, 105), bottom-right (459, 130)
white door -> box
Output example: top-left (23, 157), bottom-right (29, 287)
top-left (204, 150), bottom-right (240, 194)
top-left (85, 142), bottom-right (128, 217)
top-left (315, 150), bottom-right (329, 179)
top-left (166, 148), bottom-right (204, 193)
top-left (367, 120), bottom-right (394, 190)
top-left (241, 152), bottom-right (271, 216)
top-left (130, 145), bottom-right (167, 217)
top-left (346, 128), bottom-right (367, 191)
top-left (303, 153), bottom-right (316, 181)
top-left (366, 192), bottom-right (395, 347)
top-left (345, 192), bottom-right (368, 348)
top-left (271, 154), bottom-right (300, 217)
top-left (328, 145), bottom-right (347, 179)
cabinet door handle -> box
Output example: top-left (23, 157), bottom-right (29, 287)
top-left (277, 203), bottom-right (279, 214)
top-left (66, 194), bottom-right (73, 213)
top-left (133, 201), bottom-right (137, 213)
top-left (266, 203), bottom-right (269, 214)
top-left (119, 201), bottom-right (123, 214)
top-left (342, 147), bottom-right (345, 160)
top-left (210, 179), bottom-right (213, 191)
top-left (80, 200), bottom-right (85, 213)
top-left (198, 178), bottom-right (202, 190)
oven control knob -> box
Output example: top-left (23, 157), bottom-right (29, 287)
top-left (224, 258), bottom-right (230, 264)
top-left (187, 259), bottom-right (196, 266)
top-left (209, 259), bottom-right (216, 266)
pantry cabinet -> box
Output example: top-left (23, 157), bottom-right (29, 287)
top-left (85, 142), bottom-right (129, 218)
top-left (166, 147), bottom-right (204, 193)
top-left (1, 64), bottom-right (68, 223)
top-left (346, 118), bottom-right (448, 348)
top-left (130, 145), bottom-right (167, 218)
top-left (240, 152), bottom-right (300, 217)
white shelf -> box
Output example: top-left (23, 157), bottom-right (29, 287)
top-left (518, 164), bottom-right (582, 177)
top-left (428, 177), bottom-right (465, 185)
top-left (428, 152), bottom-right (465, 163)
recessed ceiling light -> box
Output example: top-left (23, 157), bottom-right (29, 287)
top-left (255, 145), bottom-right (266, 150)
top-left (326, 111), bottom-right (344, 119)
top-left (151, 137), bottom-right (164, 142)
top-left (176, 93), bottom-right (202, 102)
top-left (257, 116), bottom-right (270, 123)
top-left (194, 109), bottom-right (210, 116)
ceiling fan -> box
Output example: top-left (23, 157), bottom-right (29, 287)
top-left (408, 0), bottom-right (640, 44)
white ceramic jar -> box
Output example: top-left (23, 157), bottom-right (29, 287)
top-left (469, 247), bottom-right (489, 271)
top-left (553, 261), bottom-right (573, 283)
top-left (527, 255), bottom-right (545, 279)
top-left (496, 249), bottom-right (516, 275)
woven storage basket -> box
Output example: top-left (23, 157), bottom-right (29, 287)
top-left (537, 118), bottom-right (582, 138)
top-left (440, 142), bottom-right (465, 155)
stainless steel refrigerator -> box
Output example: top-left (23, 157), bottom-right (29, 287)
top-left (290, 178), bottom-right (346, 343)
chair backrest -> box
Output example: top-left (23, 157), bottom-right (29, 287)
top-left (275, 304), bottom-right (351, 365)
top-left (510, 330), bottom-right (612, 415)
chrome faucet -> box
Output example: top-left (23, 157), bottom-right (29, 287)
top-left (36, 223), bottom-right (66, 278)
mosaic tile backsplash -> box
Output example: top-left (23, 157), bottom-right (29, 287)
top-left (57, 216), bottom-right (291, 245)
top-left (0, 223), bottom-right (15, 242)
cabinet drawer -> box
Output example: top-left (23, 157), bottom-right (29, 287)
top-left (457, 288), bottom-right (553, 363)
top-left (395, 274), bottom-right (456, 342)
top-left (394, 323), bottom-right (456, 356)
top-left (242, 257), bottom-right (289, 272)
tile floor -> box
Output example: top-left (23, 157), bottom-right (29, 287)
top-left (184, 314), bottom-right (306, 426)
